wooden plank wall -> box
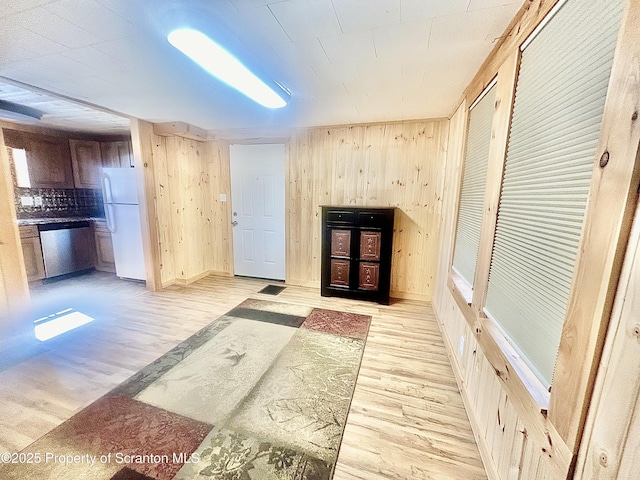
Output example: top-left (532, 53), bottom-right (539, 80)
top-left (0, 127), bottom-right (30, 343)
top-left (130, 119), bottom-right (162, 291)
top-left (287, 120), bottom-right (449, 301)
top-left (148, 133), bottom-right (232, 287)
top-left (575, 198), bottom-right (640, 479)
top-left (205, 140), bottom-right (233, 276)
top-left (137, 119), bottom-right (448, 299)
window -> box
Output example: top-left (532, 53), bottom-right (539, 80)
top-left (10, 148), bottom-right (30, 187)
top-left (483, 0), bottom-right (624, 387)
top-left (451, 82), bottom-right (497, 290)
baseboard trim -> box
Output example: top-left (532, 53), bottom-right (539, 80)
top-left (286, 279), bottom-right (319, 289)
top-left (173, 270), bottom-right (211, 286)
top-left (207, 270), bottom-right (233, 278)
top-left (283, 281), bottom-right (429, 301)
top-left (390, 290), bottom-right (429, 302)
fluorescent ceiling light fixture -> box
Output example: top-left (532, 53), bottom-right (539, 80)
top-left (34, 309), bottom-right (95, 341)
top-left (0, 99), bottom-right (43, 122)
top-left (168, 29), bottom-right (289, 109)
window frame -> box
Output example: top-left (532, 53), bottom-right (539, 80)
top-left (449, 78), bottom-right (498, 304)
top-left (446, 0), bottom-right (640, 452)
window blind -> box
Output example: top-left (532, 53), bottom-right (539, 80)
top-left (452, 83), bottom-right (497, 287)
top-left (484, 0), bottom-right (624, 387)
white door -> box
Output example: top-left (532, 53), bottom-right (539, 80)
top-left (230, 144), bottom-right (285, 280)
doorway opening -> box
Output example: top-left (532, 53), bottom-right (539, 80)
top-left (229, 144), bottom-right (286, 281)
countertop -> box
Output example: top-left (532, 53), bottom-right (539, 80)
top-left (17, 217), bottom-right (106, 226)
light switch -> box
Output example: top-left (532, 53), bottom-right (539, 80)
top-left (219, 193), bottom-right (227, 202)
top-left (20, 196), bottom-right (34, 206)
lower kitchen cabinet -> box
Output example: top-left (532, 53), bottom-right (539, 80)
top-left (18, 226), bottom-right (45, 282)
top-left (93, 221), bottom-right (116, 273)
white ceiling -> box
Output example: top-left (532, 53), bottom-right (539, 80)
top-left (0, 80), bottom-right (131, 133)
top-left (0, 0), bottom-right (523, 138)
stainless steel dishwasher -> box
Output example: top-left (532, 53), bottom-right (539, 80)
top-left (39, 221), bottom-right (94, 278)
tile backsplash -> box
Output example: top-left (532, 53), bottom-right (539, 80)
top-left (15, 187), bottom-right (104, 219)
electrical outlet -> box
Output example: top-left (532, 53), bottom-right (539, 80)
top-left (219, 193), bottom-right (227, 202)
top-left (20, 196), bottom-right (34, 206)
top-left (33, 196), bottom-right (43, 206)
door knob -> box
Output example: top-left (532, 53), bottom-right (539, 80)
top-left (232, 221), bottom-right (238, 226)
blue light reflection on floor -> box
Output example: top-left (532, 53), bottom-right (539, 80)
top-left (34, 309), bottom-right (95, 341)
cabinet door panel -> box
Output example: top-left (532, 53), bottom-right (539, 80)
top-left (70, 139), bottom-right (102, 188)
top-left (27, 137), bottom-right (74, 188)
top-left (101, 141), bottom-right (132, 168)
top-left (331, 229), bottom-right (351, 257)
top-left (330, 259), bottom-right (350, 287)
top-left (21, 237), bottom-right (45, 281)
top-left (94, 223), bottom-right (116, 272)
top-left (359, 262), bottom-right (379, 291)
top-left (360, 231), bottom-right (381, 260)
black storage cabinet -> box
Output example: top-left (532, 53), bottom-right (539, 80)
top-left (321, 206), bottom-right (394, 305)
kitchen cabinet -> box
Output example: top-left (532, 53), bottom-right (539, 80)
top-left (321, 206), bottom-right (395, 304)
top-left (101, 141), bottom-right (132, 168)
top-left (70, 139), bottom-right (102, 188)
top-left (70, 140), bottom-right (133, 188)
top-left (4, 130), bottom-right (74, 189)
top-left (93, 220), bottom-right (115, 273)
top-left (29, 136), bottom-right (75, 189)
top-left (18, 225), bottom-right (45, 282)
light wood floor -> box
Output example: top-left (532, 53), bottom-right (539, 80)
top-left (0, 272), bottom-right (487, 479)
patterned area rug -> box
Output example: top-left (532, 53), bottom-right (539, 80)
top-left (0, 299), bottom-right (371, 480)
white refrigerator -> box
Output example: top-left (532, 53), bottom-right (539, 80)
top-left (102, 168), bottom-right (146, 281)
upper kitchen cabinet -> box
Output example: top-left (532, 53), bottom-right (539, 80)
top-left (71, 139), bottom-right (133, 188)
top-left (101, 141), bottom-right (132, 168)
top-left (70, 139), bottom-right (102, 188)
top-left (3, 130), bottom-right (74, 189)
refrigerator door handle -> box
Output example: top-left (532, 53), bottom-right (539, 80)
top-left (105, 204), bottom-right (116, 233)
top-left (102, 172), bottom-right (113, 204)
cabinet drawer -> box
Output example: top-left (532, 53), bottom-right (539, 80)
top-left (327, 210), bottom-right (356, 224)
top-left (19, 225), bottom-right (39, 238)
top-left (358, 211), bottom-right (390, 227)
